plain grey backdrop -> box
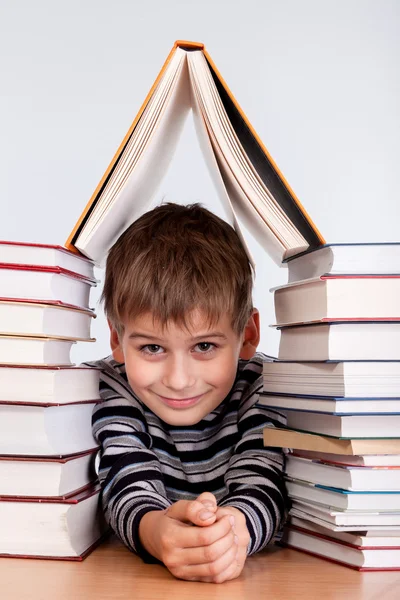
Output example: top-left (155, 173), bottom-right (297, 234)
top-left (0, 0), bottom-right (399, 363)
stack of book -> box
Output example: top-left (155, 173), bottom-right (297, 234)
top-left (262, 243), bottom-right (400, 571)
top-left (0, 241), bottom-right (105, 560)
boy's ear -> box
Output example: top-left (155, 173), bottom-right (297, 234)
top-left (239, 308), bottom-right (260, 360)
top-left (108, 319), bottom-right (125, 363)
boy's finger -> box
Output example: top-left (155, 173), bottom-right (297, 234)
top-left (199, 545), bottom-right (246, 583)
top-left (172, 539), bottom-right (238, 582)
top-left (174, 514), bottom-right (235, 549)
top-left (196, 492), bottom-right (217, 509)
top-left (200, 557), bottom-right (240, 584)
top-left (176, 525), bottom-right (236, 565)
top-left (165, 499), bottom-right (216, 526)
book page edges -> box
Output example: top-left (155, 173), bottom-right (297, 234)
top-left (65, 40), bottom-right (325, 253)
top-left (202, 49), bottom-right (325, 246)
top-left (65, 43), bottom-right (180, 253)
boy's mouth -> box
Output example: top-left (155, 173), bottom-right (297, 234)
top-left (157, 394), bottom-right (204, 409)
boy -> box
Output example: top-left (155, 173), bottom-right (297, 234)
top-left (90, 203), bottom-right (287, 583)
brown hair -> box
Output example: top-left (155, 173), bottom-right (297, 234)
top-left (102, 203), bottom-right (254, 335)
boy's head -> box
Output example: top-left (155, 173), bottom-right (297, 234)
top-left (103, 203), bottom-right (260, 426)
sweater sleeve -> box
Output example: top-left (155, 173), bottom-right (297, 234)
top-left (91, 360), bottom-right (171, 562)
top-left (218, 361), bottom-right (289, 555)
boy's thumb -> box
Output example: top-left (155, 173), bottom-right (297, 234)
top-left (165, 499), bottom-right (217, 527)
top-left (196, 491), bottom-right (218, 509)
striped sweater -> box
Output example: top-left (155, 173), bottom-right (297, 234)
top-left (90, 352), bottom-right (288, 562)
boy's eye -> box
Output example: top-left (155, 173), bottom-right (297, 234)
top-left (195, 342), bottom-right (215, 353)
top-left (141, 344), bottom-right (164, 355)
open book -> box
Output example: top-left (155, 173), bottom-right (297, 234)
top-left (66, 40), bottom-right (324, 265)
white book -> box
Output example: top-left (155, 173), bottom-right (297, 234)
top-left (0, 300), bottom-right (95, 340)
top-left (0, 450), bottom-right (97, 497)
top-left (286, 478), bottom-right (400, 511)
top-left (0, 402), bottom-right (98, 455)
top-left (0, 241), bottom-right (95, 280)
top-left (263, 361), bottom-right (400, 397)
top-left (0, 365), bottom-right (99, 404)
top-left (285, 455), bottom-right (400, 491)
top-left (278, 322), bottom-right (400, 361)
top-left (272, 276), bottom-right (400, 325)
top-left (0, 265), bottom-right (95, 310)
top-left (282, 410), bottom-right (400, 438)
top-left (0, 336), bottom-right (75, 366)
top-left (0, 486), bottom-right (105, 559)
top-left (260, 393), bottom-right (400, 415)
top-left (285, 243), bottom-right (400, 283)
top-left (290, 500), bottom-right (400, 529)
top-left (290, 516), bottom-right (400, 547)
top-left (290, 449), bottom-right (400, 467)
top-left (282, 526), bottom-right (400, 570)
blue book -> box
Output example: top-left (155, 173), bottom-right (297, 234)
top-left (259, 393), bottom-right (400, 416)
top-left (286, 477), bottom-right (400, 511)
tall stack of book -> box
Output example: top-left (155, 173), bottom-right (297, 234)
top-left (0, 241), bottom-right (105, 560)
top-left (262, 243), bottom-right (400, 571)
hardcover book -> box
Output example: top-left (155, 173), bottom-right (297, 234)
top-left (65, 40), bottom-right (324, 266)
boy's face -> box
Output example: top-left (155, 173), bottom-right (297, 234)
top-left (110, 309), bottom-right (260, 426)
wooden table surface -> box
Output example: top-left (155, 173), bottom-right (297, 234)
top-left (1, 536), bottom-right (399, 600)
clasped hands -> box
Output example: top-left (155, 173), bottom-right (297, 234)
top-left (138, 492), bottom-right (250, 583)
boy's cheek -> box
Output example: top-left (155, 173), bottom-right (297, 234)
top-left (124, 357), bottom-right (161, 391)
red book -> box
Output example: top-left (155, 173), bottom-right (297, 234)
top-left (0, 449), bottom-right (98, 499)
top-left (272, 275), bottom-right (400, 325)
top-left (0, 241), bottom-right (95, 280)
top-left (0, 364), bottom-right (99, 404)
top-left (0, 484), bottom-right (107, 560)
top-left (0, 400), bottom-right (99, 456)
top-left (0, 298), bottom-right (95, 341)
top-left (0, 264), bottom-right (96, 310)
top-left (282, 521), bottom-right (400, 571)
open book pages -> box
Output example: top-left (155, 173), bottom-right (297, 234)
top-left (69, 44), bottom-right (323, 265)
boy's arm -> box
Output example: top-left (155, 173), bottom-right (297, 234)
top-left (92, 369), bottom-right (172, 562)
top-left (218, 373), bottom-right (289, 555)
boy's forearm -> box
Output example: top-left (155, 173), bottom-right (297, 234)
top-left (219, 449), bottom-right (288, 554)
top-left (218, 484), bottom-right (287, 554)
top-left (138, 510), bottom-right (165, 561)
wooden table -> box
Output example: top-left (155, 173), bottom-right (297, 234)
top-left (1, 536), bottom-right (399, 600)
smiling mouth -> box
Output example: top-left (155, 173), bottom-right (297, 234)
top-left (157, 394), bottom-right (205, 409)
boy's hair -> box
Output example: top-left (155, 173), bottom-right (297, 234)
top-left (102, 203), bottom-right (254, 335)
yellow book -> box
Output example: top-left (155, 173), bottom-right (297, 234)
top-left (263, 426), bottom-right (400, 456)
top-left (66, 40), bottom-right (324, 265)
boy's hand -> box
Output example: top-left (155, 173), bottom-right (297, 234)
top-left (213, 506), bottom-right (250, 582)
top-left (138, 494), bottom-right (239, 582)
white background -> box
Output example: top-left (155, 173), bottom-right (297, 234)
top-left (0, 0), bottom-right (399, 364)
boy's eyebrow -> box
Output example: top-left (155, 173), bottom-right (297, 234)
top-left (128, 333), bottom-right (162, 340)
top-left (191, 332), bottom-right (228, 341)
top-left (127, 332), bottom-right (228, 341)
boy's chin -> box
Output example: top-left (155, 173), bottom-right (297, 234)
top-left (156, 408), bottom-right (208, 427)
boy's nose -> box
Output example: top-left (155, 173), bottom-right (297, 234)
top-left (162, 355), bottom-right (196, 392)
